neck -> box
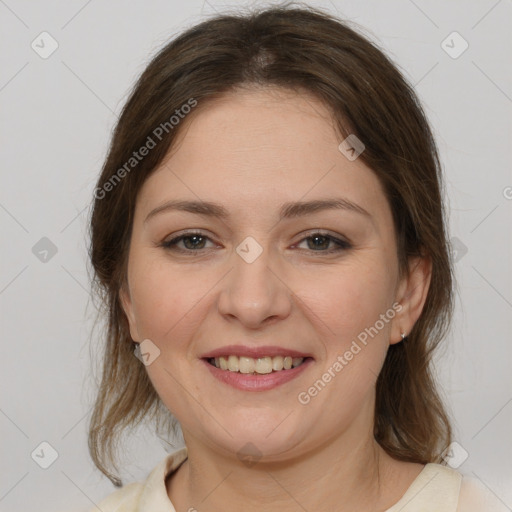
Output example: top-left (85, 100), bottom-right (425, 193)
top-left (167, 418), bottom-right (406, 511)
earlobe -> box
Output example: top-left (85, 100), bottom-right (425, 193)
top-left (390, 255), bottom-right (432, 345)
top-left (119, 283), bottom-right (140, 342)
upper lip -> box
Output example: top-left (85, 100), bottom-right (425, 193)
top-left (201, 345), bottom-right (313, 359)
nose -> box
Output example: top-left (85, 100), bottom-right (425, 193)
top-left (217, 245), bottom-right (292, 329)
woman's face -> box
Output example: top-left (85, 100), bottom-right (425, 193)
top-left (121, 87), bottom-right (420, 462)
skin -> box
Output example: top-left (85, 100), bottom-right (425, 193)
top-left (120, 86), bottom-right (432, 511)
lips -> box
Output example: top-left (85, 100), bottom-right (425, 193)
top-left (200, 345), bottom-right (314, 391)
top-left (202, 357), bottom-right (313, 391)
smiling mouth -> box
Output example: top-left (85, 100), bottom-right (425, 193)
top-left (207, 355), bottom-right (310, 374)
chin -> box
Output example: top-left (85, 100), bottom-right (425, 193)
top-left (200, 418), bottom-right (305, 462)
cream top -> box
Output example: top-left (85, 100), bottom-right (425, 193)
top-left (89, 447), bottom-right (503, 511)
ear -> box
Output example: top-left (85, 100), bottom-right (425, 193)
top-left (390, 254), bottom-right (432, 345)
top-left (119, 281), bottom-right (141, 342)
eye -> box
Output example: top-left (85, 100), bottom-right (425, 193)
top-left (161, 231), bottom-right (214, 253)
top-left (294, 232), bottom-right (351, 254)
top-left (159, 230), bottom-right (351, 255)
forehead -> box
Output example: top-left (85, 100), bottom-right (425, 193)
top-left (136, 87), bottom-right (391, 227)
top-left (168, 86), bottom-right (342, 170)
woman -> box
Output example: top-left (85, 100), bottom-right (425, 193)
top-left (87, 5), bottom-right (494, 511)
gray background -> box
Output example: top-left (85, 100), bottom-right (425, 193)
top-left (1, 0), bottom-right (511, 511)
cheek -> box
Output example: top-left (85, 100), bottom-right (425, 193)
top-left (315, 259), bottom-right (396, 337)
top-left (128, 255), bottom-right (207, 341)
top-left (307, 256), bottom-right (397, 401)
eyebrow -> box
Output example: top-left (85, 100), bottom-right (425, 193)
top-left (144, 197), bottom-right (371, 224)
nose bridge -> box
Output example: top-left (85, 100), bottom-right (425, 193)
top-left (217, 238), bottom-right (291, 326)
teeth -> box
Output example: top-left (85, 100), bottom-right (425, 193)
top-left (272, 356), bottom-right (284, 371)
top-left (239, 356), bottom-right (255, 374)
top-left (212, 355), bottom-right (305, 374)
top-left (228, 355), bottom-right (238, 372)
top-left (255, 357), bottom-right (273, 374)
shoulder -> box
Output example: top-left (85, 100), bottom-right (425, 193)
top-left (386, 463), bottom-right (464, 511)
top-left (404, 463), bottom-right (462, 509)
top-left (411, 464), bottom-right (507, 512)
top-left (88, 446), bottom-right (188, 512)
top-left (90, 481), bottom-right (144, 512)
top-left (457, 473), bottom-right (509, 512)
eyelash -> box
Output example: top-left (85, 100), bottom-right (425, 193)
top-left (160, 230), bottom-right (352, 255)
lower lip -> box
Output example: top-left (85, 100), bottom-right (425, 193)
top-left (202, 358), bottom-right (314, 391)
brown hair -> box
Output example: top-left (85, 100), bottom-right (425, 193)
top-left (88, 3), bottom-right (454, 487)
